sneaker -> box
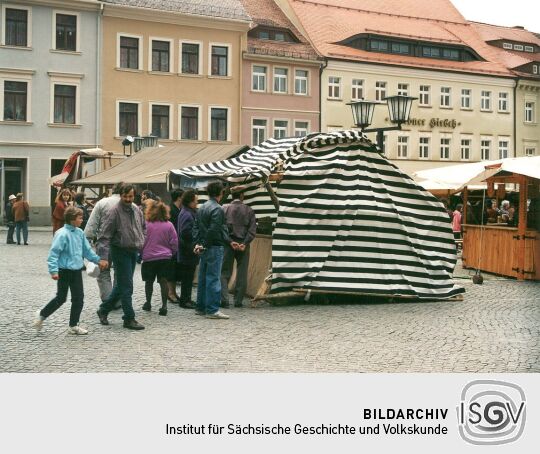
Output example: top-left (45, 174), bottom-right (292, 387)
top-left (206, 311), bottom-right (229, 319)
top-left (123, 319), bottom-right (145, 330)
top-left (33, 310), bottom-right (44, 331)
top-left (68, 325), bottom-right (88, 335)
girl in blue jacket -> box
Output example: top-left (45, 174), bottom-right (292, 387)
top-left (34, 206), bottom-right (107, 334)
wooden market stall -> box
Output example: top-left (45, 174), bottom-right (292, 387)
top-left (462, 167), bottom-right (540, 280)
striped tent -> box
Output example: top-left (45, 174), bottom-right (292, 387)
top-left (170, 131), bottom-right (464, 300)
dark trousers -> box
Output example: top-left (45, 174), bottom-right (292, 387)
top-left (99, 246), bottom-right (137, 320)
top-left (40, 269), bottom-right (84, 327)
top-left (178, 263), bottom-right (196, 302)
top-left (6, 222), bottom-right (15, 243)
top-left (220, 244), bottom-right (250, 305)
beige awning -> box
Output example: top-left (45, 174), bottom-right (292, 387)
top-left (72, 143), bottom-right (248, 186)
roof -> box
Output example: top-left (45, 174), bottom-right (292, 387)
top-left (102, 0), bottom-right (251, 21)
top-left (284, 0), bottom-right (514, 77)
top-left (73, 143), bottom-right (248, 185)
top-left (239, 0), bottom-right (319, 60)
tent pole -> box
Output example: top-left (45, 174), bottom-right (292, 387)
top-left (262, 177), bottom-right (279, 211)
top-left (517, 175), bottom-right (528, 280)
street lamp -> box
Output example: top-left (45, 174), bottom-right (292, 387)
top-left (348, 95), bottom-right (417, 151)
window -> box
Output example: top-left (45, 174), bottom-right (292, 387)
top-left (397, 83), bottom-right (409, 96)
top-left (151, 105), bottom-right (170, 139)
top-left (481, 139), bottom-right (491, 160)
top-left (53, 85), bottom-right (76, 124)
top-left (328, 76), bottom-right (340, 99)
top-left (180, 106), bottom-right (199, 140)
top-left (4, 7), bottom-right (29, 47)
top-left (151, 40), bottom-right (170, 72)
top-left (422, 46), bottom-right (440, 58)
top-left (295, 69), bottom-right (308, 95)
top-left (55, 13), bottom-right (77, 51)
top-left (525, 46), bottom-right (534, 52)
top-left (440, 137), bottom-right (451, 160)
top-left (3, 81), bottom-right (27, 121)
top-left (461, 89), bottom-right (471, 109)
top-left (481, 91), bottom-right (491, 111)
top-left (351, 79), bottom-right (363, 101)
top-left (440, 87), bottom-right (451, 107)
top-left (274, 68), bottom-right (288, 94)
top-left (525, 147), bottom-right (536, 156)
top-left (119, 36), bottom-right (140, 69)
top-left (375, 81), bottom-right (387, 101)
top-left (273, 120), bottom-right (288, 139)
top-left (294, 121), bottom-right (308, 137)
top-left (534, 65), bottom-right (538, 75)
top-left (397, 136), bottom-right (408, 158)
top-left (460, 138), bottom-right (471, 160)
top-left (250, 28), bottom-right (296, 42)
top-left (252, 66), bottom-right (266, 92)
top-left (210, 108), bottom-right (228, 141)
top-left (442, 48), bottom-right (459, 60)
top-left (513, 44), bottom-right (524, 51)
top-left (391, 42), bottom-right (410, 54)
top-left (181, 42), bottom-right (200, 74)
top-left (419, 85), bottom-right (431, 106)
top-left (275, 32), bottom-right (285, 42)
top-left (252, 119), bottom-right (267, 146)
top-left (419, 136), bottom-right (430, 159)
top-left (498, 139), bottom-right (509, 159)
top-left (498, 92), bottom-right (509, 112)
top-left (370, 40), bottom-right (388, 51)
top-left (503, 42), bottom-right (512, 49)
top-left (119, 102), bottom-right (139, 136)
top-left (211, 45), bottom-right (228, 76)
top-left (525, 102), bottom-right (535, 123)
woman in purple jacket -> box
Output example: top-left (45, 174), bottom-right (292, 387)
top-left (141, 200), bottom-right (178, 316)
top-left (176, 190), bottom-right (199, 309)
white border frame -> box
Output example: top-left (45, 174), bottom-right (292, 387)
top-left (350, 78), bottom-right (364, 102)
top-left (208, 42), bottom-right (232, 77)
top-left (273, 66), bottom-right (289, 95)
top-left (208, 105), bottom-right (231, 142)
top-left (250, 116), bottom-right (269, 146)
top-left (293, 67), bottom-right (309, 96)
top-left (51, 10), bottom-right (81, 52)
top-left (251, 63), bottom-right (268, 93)
top-left (293, 119), bottom-right (310, 137)
top-left (439, 133), bottom-right (452, 160)
top-left (49, 74), bottom-right (82, 125)
top-left (497, 136), bottom-right (511, 159)
top-left (459, 134), bottom-right (473, 161)
top-left (439, 86), bottom-right (452, 109)
top-left (480, 135), bottom-right (493, 161)
top-left (460, 88), bottom-right (472, 110)
top-left (272, 118), bottom-right (289, 139)
top-left (178, 103), bottom-right (202, 141)
top-left (116, 33), bottom-right (143, 70)
top-left (179, 39), bottom-right (203, 75)
top-left (148, 102), bottom-right (173, 139)
top-left (1, 3), bottom-right (32, 47)
top-left (115, 99), bottom-right (142, 137)
top-left (0, 71), bottom-right (33, 122)
top-left (480, 90), bottom-right (492, 112)
top-left (418, 84), bottom-right (431, 107)
top-left (375, 80), bottom-right (387, 102)
top-left (148, 37), bottom-right (174, 73)
top-left (396, 132), bottom-right (410, 159)
top-left (418, 132), bottom-right (431, 160)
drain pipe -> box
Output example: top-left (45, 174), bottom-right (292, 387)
top-left (95, 2), bottom-right (104, 149)
top-left (513, 76), bottom-right (520, 157)
top-left (319, 58), bottom-right (328, 132)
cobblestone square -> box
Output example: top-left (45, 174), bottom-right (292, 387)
top-left (1, 231), bottom-right (539, 373)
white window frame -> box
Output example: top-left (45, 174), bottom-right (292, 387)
top-left (1, 4), bottom-right (32, 47)
top-left (351, 79), bottom-right (364, 101)
top-left (480, 137), bottom-right (492, 161)
top-left (117, 33), bottom-right (143, 70)
top-left (178, 103), bottom-right (202, 141)
top-left (440, 135), bottom-right (451, 160)
top-left (498, 92), bottom-right (509, 112)
top-left (148, 37), bottom-right (174, 73)
top-left (52, 10), bottom-right (80, 52)
top-left (440, 86), bottom-right (451, 108)
top-left (375, 81), bottom-right (387, 102)
top-left (294, 120), bottom-right (310, 137)
top-left (525, 46), bottom-right (534, 52)
top-left (251, 64), bottom-right (267, 93)
top-left (460, 136), bottom-right (472, 161)
top-left (498, 137), bottom-right (510, 159)
top-left (208, 42), bottom-right (232, 77)
top-left (148, 102), bottom-right (173, 139)
top-left (419, 85), bottom-right (431, 106)
top-left (115, 99), bottom-right (141, 137)
top-left (481, 90), bottom-right (492, 111)
top-left (208, 105), bottom-right (231, 142)
top-left (534, 65), bottom-right (538, 75)
top-left (460, 88), bottom-right (471, 109)
top-left (513, 44), bottom-right (524, 51)
top-left (397, 134), bottom-right (409, 159)
top-left (397, 83), bottom-right (409, 96)
top-left (273, 67), bottom-right (289, 94)
top-left (0, 71), bottom-right (33, 122)
top-left (525, 146), bottom-right (536, 156)
top-left (179, 39), bottom-right (203, 75)
top-left (251, 117), bottom-right (268, 146)
top-left (525, 101), bottom-right (535, 123)
top-left (503, 42), bottom-right (512, 49)
top-left (48, 73), bottom-right (82, 125)
top-left (273, 118), bottom-right (289, 139)
top-left (327, 76), bottom-right (341, 99)
top-left (294, 68), bottom-right (309, 96)
top-left (418, 134), bottom-right (431, 159)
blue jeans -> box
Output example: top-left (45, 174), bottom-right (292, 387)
top-left (196, 246), bottom-right (224, 315)
top-left (15, 221), bottom-right (28, 244)
top-left (99, 246), bottom-right (137, 320)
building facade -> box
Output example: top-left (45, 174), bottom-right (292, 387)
top-left (0, 0), bottom-right (101, 224)
top-left (100, 0), bottom-right (250, 153)
top-left (239, 0), bottom-right (320, 146)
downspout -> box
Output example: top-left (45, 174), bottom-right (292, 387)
top-left (319, 58), bottom-right (328, 132)
top-left (513, 76), bottom-right (520, 158)
top-left (95, 2), bottom-right (104, 149)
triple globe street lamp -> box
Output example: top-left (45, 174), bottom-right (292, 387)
top-left (347, 95), bottom-right (417, 151)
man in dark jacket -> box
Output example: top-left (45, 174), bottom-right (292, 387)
top-left (220, 188), bottom-right (257, 308)
top-left (193, 181), bottom-right (238, 319)
top-left (4, 194), bottom-right (16, 244)
top-left (96, 184), bottom-right (146, 330)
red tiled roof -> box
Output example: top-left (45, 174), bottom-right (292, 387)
top-left (286, 0), bottom-right (515, 77)
top-left (471, 21), bottom-right (540, 46)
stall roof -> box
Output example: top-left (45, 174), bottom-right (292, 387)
top-left (72, 143), bottom-right (248, 185)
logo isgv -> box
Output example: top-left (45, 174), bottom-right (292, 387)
top-left (457, 380), bottom-right (526, 445)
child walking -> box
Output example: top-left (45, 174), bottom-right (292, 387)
top-left (34, 206), bottom-right (107, 334)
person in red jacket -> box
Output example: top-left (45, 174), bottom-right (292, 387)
top-left (52, 188), bottom-right (73, 234)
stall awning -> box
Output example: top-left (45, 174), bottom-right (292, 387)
top-left (72, 143), bottom-right (248, 186)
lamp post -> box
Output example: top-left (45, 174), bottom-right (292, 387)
top-left (347, 95), bottom-right (417, 152)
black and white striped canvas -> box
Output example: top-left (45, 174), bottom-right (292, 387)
top-left (170, 131), bottom-right (464, 300)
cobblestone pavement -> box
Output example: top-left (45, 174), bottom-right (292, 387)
top-left (1, 231), bottom-right (539, 373)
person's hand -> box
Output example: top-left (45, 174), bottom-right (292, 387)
top-left (230, 241), bottom-right (240, 250)
top-left (238, 243), bottom-right (246, 252)
top-left (98, 260), bottom-right (109, 270)
top-left (194, 244), bottom-right (204, 255)
top-left (51, 274), bottom-right (59, 280)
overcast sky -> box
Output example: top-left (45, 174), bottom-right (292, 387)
top-left (450, 0), bottom-right (539, 32)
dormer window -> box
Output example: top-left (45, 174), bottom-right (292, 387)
top-left (503, 42), bottom-right (512, 49)
top-left (525, 46), bottom-right (534, 52)
top-left (249, 26), bottom-right (298, 43)
top-left (514, 44), bottom-right (524, 51)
